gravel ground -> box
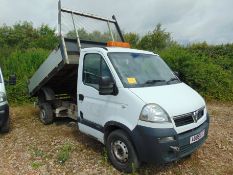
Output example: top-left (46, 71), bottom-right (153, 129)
top-left (0, 102), bottom-right (232, 175)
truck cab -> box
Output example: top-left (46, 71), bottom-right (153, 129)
top-left (77, 46), bottom-right (209, 172)
top-left (28, 2), bottom-right (209, 172)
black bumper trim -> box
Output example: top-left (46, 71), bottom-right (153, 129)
top-left (78, 117), bottom-right (104, 133)
top-left (131, 114), bottom-right (210, 164)
top-left (0, 103), bottom-right (9, 128)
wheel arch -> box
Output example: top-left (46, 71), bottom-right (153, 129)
top-left (104, 121), bottom-right (140, 157)
top-left (104, 121), bottom-right (133, 144)
top-left (38, 87), bottom-right (55, 102)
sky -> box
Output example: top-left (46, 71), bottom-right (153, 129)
top-left (0, 0), bottom-right (233, 44)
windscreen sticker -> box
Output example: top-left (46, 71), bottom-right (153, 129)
top-left (127, 77), bottom-right (137, 84)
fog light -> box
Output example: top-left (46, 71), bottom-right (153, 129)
top-left (158, 136), bottom-right (175, 143)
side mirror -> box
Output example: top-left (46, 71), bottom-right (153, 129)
top-left (99, 76), bottom-right (114, 95)
top-left (8, 74), bottom-right (16, 85)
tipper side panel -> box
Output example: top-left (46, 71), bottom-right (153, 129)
top-left (28, 49), bottom-right (64, 96)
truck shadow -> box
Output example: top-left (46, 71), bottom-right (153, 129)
top-left (54, 117), bottom-right (104, 156)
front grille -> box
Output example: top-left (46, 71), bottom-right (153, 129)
top-left (174, 113), bottom-right (194, 127)
top-left (173, 107), bottom-right (205, 127)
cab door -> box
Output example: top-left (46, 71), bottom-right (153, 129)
top-left (77, 52), bottom-right (115, 143)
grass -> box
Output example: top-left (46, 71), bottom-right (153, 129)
top-left (57, 142), bottom-right (73, 164)
top-left (31, 161), bottom-right (43, 169)
top-left (101, 148), bottom-right (108, 164)
top-left (29, 146), bottom-right (46, 158)
top-left (0, 103), bottom-right (232, 174)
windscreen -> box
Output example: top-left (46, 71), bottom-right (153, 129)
top-left (61, 10), bottom-right (122, 43)
top-left (108, 53), bottom-right (180, 88)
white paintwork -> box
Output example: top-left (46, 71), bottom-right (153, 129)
top-left (78, 123), bottom-right (104, 143)
top-left (129, 84), bottom-right (207, 133)
top-left (0, 68), bottom-right (7, 106)
top-left (0, 68), bottom-right (6, 93)
top-left (129, 83), bottom-right (205, 117)
top-left (77, 50), bottom-right (145, 135)
top-left (77, 47), bottom-right (207, 141)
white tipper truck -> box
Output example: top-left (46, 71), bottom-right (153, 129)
top-left (28, 1), bottom-right (209, 173)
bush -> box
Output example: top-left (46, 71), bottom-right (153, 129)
top-left (0, 22), bottom-right (232, 103)
top-left (0, 48), bottom-right (50, 103)
top-left (160, 46), bottom-right (233, 101)
top-left (0, 22), bottom-right (57, 104)
top-left (0, 22), bottom-right (58, 50)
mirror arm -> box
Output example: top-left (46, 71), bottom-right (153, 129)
top-left (113, 84), bottom-right (119, 96)
top-left (173, 71), bottom-right (180, 78)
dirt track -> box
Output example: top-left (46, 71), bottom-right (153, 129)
top-left (0, 102), bottom-right (232, 175)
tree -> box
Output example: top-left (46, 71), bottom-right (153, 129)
top-left (138, 23), bottom-right (174, 51)
top-left (124, 32), bottom-right (140, 48)
top-left (34, 24), bottom-right (58, 50)
top-left (0, 22), bottom-right (58, 50)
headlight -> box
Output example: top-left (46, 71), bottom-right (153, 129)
top-left (139, 104), bottom-right (171, 123)
top-left (0, 92), bottom-right (6, 102)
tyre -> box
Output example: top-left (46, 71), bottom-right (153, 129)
top-left (39, 102), bottom-right (54, 125)
top-left (106, 130), bottom-right (140, 173)
top-left (1, 118), bottom-right (10, 133)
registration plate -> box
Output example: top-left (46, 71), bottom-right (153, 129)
top-left (190, 130), bottom-right (205, 144)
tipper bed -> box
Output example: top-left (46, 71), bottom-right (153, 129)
top-left (28, 1), bottom-right (124, 120)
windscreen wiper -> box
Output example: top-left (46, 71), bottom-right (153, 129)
top-left (144, 79), bottom-right (166, 85)
top-left (167, 77), bottom-right (180, 84)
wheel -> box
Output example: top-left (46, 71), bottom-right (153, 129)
top-left (1, 118), bottom-right (10, 133)
top-left (39, 103), bottom-right (54, 125)
top-left (106, 130), bottom-right (140, 173)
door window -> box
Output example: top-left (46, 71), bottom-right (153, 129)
top-left (83, 53), bottom-right (112, 90)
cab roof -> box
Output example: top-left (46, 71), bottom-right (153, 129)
top-left (82, 47), bottom-right (158, 56)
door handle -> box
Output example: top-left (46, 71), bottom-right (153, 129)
top-left (79, 94), bottom-right (84, 101)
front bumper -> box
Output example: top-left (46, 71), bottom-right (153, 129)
top-left (0, 103), bottom-right (9, 128)
top-left (131, 114), bottom-right (210, 164)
